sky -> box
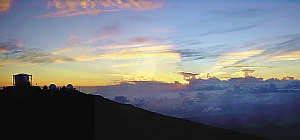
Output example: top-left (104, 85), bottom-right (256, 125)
top-left (0, 0), bottom-right (300, 86)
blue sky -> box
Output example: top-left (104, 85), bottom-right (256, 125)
top-left (0, 0), bottom-right (300, 86)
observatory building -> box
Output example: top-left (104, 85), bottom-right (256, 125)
top-left (49, 84), bottom-right (57, 90)
top-left (66, 84), bottom-right (73, 90)
top-left (13, 73), bottom-right (32, 87)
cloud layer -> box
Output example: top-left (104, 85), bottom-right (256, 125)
top-left (37, 0), bottom-right (164, 17)
top-left (94, 79), bottom-right (300, 118)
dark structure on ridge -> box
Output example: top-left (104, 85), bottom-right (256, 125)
top-left (0, 74), bottom-right (269, 140)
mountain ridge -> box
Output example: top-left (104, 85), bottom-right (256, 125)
top-left (0, 86), bottom-right (269, 140)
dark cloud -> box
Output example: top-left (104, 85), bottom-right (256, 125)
top-left (177, 49), bottom-right (203, 58)
top-left (0, 40), bottom-right (22, 52)
top-left (113, 95), bottom-right (130, 104)
top-left (132, 98), bottom-right (150, 108)
top-left (174, 71), bottom-right (198, 80)
top-left (176, 49), bottom-right (219, 61)
top-left (174, 43), bottom-right (228, 62)
top-left (241, 69), bottom-right (256, 77)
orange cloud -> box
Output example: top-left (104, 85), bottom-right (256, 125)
top-left (37, 0), bottom-right (164, 17)
top-left (0, 0), bottom-right (13, 14)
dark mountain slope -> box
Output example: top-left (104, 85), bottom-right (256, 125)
top-left (0, 87), bottom-right (268, 140)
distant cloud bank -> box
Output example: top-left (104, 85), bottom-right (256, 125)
top-left (95, 78), bottom-right (300, 118)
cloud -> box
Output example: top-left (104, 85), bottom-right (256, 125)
top-left (265, 50), bottom-right (300, 62)
top-left (83, 35), bottom-right (110, 44)
top-left (263, 34), bottom-right (300, 52)
top-left (175, 44), bottom-right (227, 62)
top-left (48, 33), bottom-right (180, 68)
top-left (176, 49), bottom-right (217, 61)
top-left (202, 107), bottom-right (222, 113)
top-left (234, 34), bottom-right (300, 63)
top-left (10, 49), bottom-right (74, 64)
top-left (231, 71), bottom-right (245, 77)
top-left (128, 37), bottom-right (163, 44)
top-left (215, 34), bottom-right (300, 65)
top-left (132, 98), bottom-right (150, 107)
top-left (282, 76), bottom-right (295, 81)
top-left (174, 71), bottom-right (198, 80)
top-left (74, 45), bottom-right (180, 63)
top-left (51, 34), bottom-right (110, 55)
top-left (213, 72), bottom-right (227, 76)
top-left (113, 95), bottom-right (130, 104)
top-left (95, 79), bottom-right (300, 118)
top-left (198, 20), bottom-right (268, 37)
top-left (37, 0), bottom-right (164, 18)
top-left (180, 96), bottom-right (200, 111)
top-left (241, 69), bottom-right (256, 77)
top-left (51, 47), bottom-right (73, 55)
top-left (173, 39), bottom-right (202, 47)
top-left (0, 0), bottom-right (13, 14)
top-left (223, 65), bottom-right (273, 69)
top-left (0, 40), bottom-right (23, 52)
top-left (0, 40), bottom-right (75, 67)
top-left (128, 37), bottom-right (150, 43)
top-left (283, 81), bottom-right (300, 89)
top-left (217, 49), bottom-right (264, 66)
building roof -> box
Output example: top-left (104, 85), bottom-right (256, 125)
top-left (13, 73), bottom-right (32, 76)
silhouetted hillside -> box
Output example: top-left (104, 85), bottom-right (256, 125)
top-left (0, 86), bottom-right (269, 140)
